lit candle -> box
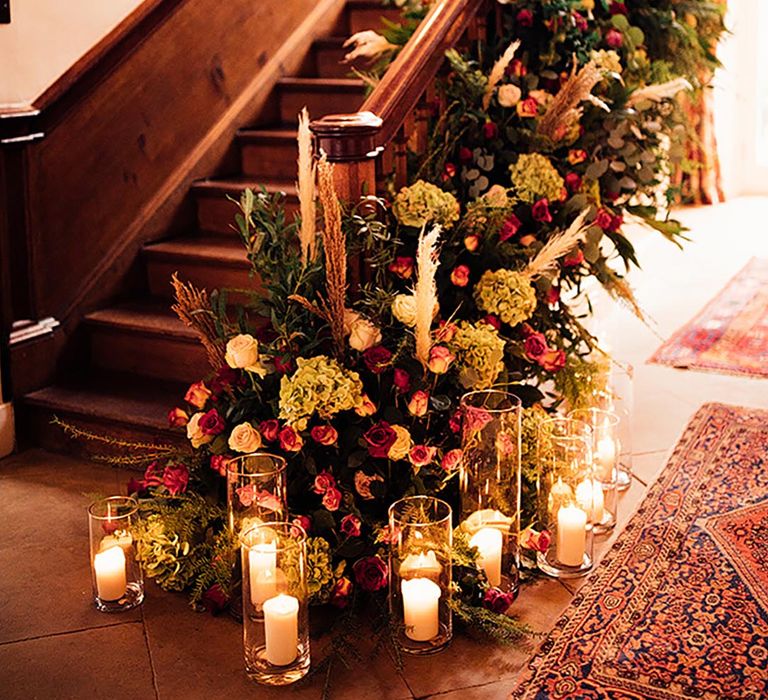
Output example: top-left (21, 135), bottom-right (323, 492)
top-left (399, 550), bottom-right (442, 579)
top-left (576, 478), bottom-right (605, 523)
top-left (548, 477), bottom-right (573, 516)
top-left (94, 545), bottom-right (127, 600)
top-left (557, 505), bottom-right (587, 567)
top-left (248, 541), bottom-right (277, 606)
top-left (596, 434), bottom-right (617, 481)
top-left (469, 527), bottom-right (503, 587)
top-left (401, 577), bottom-right (441, 642)
top-left (262, 593), bottom-right (299, 666)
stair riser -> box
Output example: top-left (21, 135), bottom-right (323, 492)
top-left (240, 140), bottom-right (298, 180)
top-left (196, 192), bottom-right (299, 235)
top-left (89, 328), bottom-right (210, 384)
top-left (347, 7), bottom-right (403, 34)
top-left (278, 86), bottom-right (364, 124)
top-left (315, 45), bottom-right (351, 79)
top-left (146, 258), bottom-right (259, 300)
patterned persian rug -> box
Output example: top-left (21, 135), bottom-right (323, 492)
top-left (649, 258), bottom-right (768, 378)
top-left (512, 403), bottom-right (768, 700)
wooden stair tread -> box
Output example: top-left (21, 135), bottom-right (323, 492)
top-left (24, 372), bottom-right (185, 431)
top-left (84, 300), bottom-right (195, 340)
top-left (192, 177), bottom-right (297, 196)
top-left (277, 77), bottom-right (365, 91)
top-left (143, 236), bottom-right (249, 267)
top-left (237, 127), bottom-right (298, 143)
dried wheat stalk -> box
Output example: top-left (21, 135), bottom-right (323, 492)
top-left (525, 210), bottom-right (590, 278)
top-left (414, 225), bottom-right (441, 368)
top-left (537, 60), bottom-right (603, 141)
top-left (482, 40), bottom-right (521, 111)
top-left (171, 273), bottom-right (226, 370)
top-left (296, 107), bottom-right (317, 266)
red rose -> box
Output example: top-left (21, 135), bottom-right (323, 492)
top-left (363, 345), bottom-right (393, 374)
top-left (409, 444), bottom-right (437, 468)
top-left (483, 315), bottom-right (501, 330)
top-left (273, 355), bottom-right (294, 375)
top-left (458, 146), bottom-right (473, 164)
top-left (341, 514), bottom-right (362, 537)
top-left (564, 173), bottom-right (582, 192)
top-left (167, 407), bottom-right (189, 428)
top-left (162, 464), bottom-right (189, 496)
top-left (259, 419), bottom-right (280, 442)
top-left (330, 577), bottom-right (353, 608)
top-left (364, 421), bottom-right (398, 459)
top-left (388, 256), bottom-right (415, 280)
top-left (608, 214), bottom-right (623, 233)
top-left (442, 163), bottom-right (457, 181)
top-left (313, 471), bottom-right (336, 495)
top-left (393, 368), bottom-right (411, 393)
top-left (605, 28), bottom-right (623, 48)
top-left (352, 555), bottom-right (388, 592)
top-left (449, 410), bottom-right (463, 434)
top-left (595, 208), bottom-right (613, 230)
top-left (126, 477), bottom-right (147, 497)
top-left (279, 425), bottom-right (303, 452)
top-left (539, 348), bottom-right (566, 372)
top-left (436, 320), bottom-right (458, 342)
top-left (572, 11), bottom-right (587, 31)
top-left (441, 449), bottom-right (463, 472)
top-left (210, 455), bottom-right (229, 477)
top-left (143, 462), bottom-right (163, 488)
top-left (524, 332), bottom-right (548, 361)
top-left (610, 1), bottom-right (628, 16)
top-left (509, 59), bottom-right (527, 77)
top-left (210, 365), bottom-right (242, 395)
top-left (482, 121), bottom-right (499, 139)
top-left (199, 408), bottom-right (225, 436)
top-left (483, 587), bottom-right (517, 614)
top-left (499, 214), bottom-right (522, 241)
top-left (311, 425), bottom-right (338, 446)
top-left (531, 199), bottom-right (552, 223)
top-left (451, 265), bottom-right (471, 287)
top-left (547, 286), bottom-right (561, 305)
top-left (184, 381), bottom-right (211, 409)
top-left (463, 406), bottom-right (493, 433)
top-left (516, 8), bottom-right (533, 27)
top-left (563, 249), bottom-right (585, 268)
top-left (521, 527), bottom-right (551, 553)
top-left (322, 486), bottom-right (342, 511)
top-left (201, 583), bottom-right (229, 615)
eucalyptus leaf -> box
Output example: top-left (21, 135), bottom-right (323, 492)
top-left (585, 159), bottom-right (609, 180)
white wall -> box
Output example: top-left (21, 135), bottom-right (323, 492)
top-left (0, 0), bottom-right (144, 106)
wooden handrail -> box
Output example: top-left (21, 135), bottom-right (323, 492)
top-left (311, 0), bottom-right (485, 163)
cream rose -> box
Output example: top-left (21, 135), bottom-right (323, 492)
top-left (497, 84), bottom-right (521, 108)
top-left (392, 294), bottom-right (418, 327)
top-left (228, 422), bottom-right (262, 453)
top-left (348, 318), bottom-right (382, 351)
top-left (388, 425), bottom-right (414, 461)
top-left (186, 412), bottom-right (213, 449)
top-left (225, 334), bottom-right (267, 376)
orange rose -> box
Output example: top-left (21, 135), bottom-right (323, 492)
top-left (184, 381), bottom-right (211, 410)
top-left (428, 346), bottom-right (455, 374)
top-left (407, 390), bottom-right (430, 417)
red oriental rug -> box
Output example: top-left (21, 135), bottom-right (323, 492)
top-left (649, 258), bottom-right (768, 378)
top-left (512, 403), bottom-right (768, 700)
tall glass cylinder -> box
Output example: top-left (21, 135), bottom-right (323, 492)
top-left (227, 453), bottom-right (288, 535)
top-left (568, 408), bottom-right (619, 534)
top-left (459, 390), bottom-right (521, 595)
top-left (536, 418), bottom-right (594, 578)
top-left (594, 362), bottom-right (634, 491)
top-left (88, 496), bottom-right (144, 612)
top-left (240, 522), bottom-right (310, 685)
top-left (388, 496), bottom-right (453, 655)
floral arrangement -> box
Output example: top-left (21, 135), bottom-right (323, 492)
top-left (96, 0), bottom-right (724, 644)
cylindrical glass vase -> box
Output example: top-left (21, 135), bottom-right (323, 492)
top-left (240, 522), bottom-right (310, 685)
top-left (594, 362), bottom-right (634, 491)
top-left (227, 453), bottom-right (288, 535)
top-left (459, 389), bottom-right (521, 595)
top-left (88, 496), bottom-right (144, 612)
top-left (568, 408), bottom-right (619, 534)
top-left (388, 496), bottom-right (453, 655)
top-left (536, 418), bottom-right (595, 578)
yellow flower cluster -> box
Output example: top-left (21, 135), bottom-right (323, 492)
top-left (279, 356), bottom-right (365, 429)
top-left (474, 269), bottom-right (538, 326)
top-left (449, 321), bottom-right (506, 389)
top-left (590, 49), bottom-right (622, 74)
top-left (134, 515), bottom-right (191, 591)
top-left (392, 179), bottom-right (461, 229)
top-left (508, 153), bottom-right (564, 203)
top-left (463, 185), bottom-right (515, 236)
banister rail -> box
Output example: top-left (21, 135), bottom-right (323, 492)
top-left (311, 0), bottom-right (485, 167)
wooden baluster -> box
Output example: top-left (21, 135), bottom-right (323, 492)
top-left (394, 125), bottom-right (408, 191)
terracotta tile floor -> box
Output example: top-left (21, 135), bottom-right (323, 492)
top-left (2, 197), bottom-right (768, 699)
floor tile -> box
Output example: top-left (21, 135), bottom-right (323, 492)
top-left (422, 678), bottom-right (515, 699)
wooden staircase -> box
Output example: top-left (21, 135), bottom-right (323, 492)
top-left (19, 0), bottom-right (400, 454)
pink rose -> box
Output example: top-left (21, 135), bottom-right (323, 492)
top-left (605, 28), bottom-right (623, 48)
top-left (531, 199), bottom-right (552, 223)
top-left (408, 390), bottom-right (430, 417)
top-left (279, 425), bottom-right (303, 452)
top-left (388, 256), bottom-right (415, 280)
top-left (516, 97), bottom-right (538, 118)
top-left (363, 345), bottom-right (392, 374)
top-left (451, 264), bottom-right (471, 287)
top-left (322, 486), bottom-right (342, 511)
top-left (524, 332), bottom-right (548, 361)
top-left (516, 8), bottom-right (533, 27)
top-left (167, 407), bottom-right (189, 428)
top-left (572, 10), bottom-right (587, 31)
top-left (483, 587), bottom-right (517, 614)
top-left (441, 449), bottom-right (463, 472)
top-left (521, 527), bottom-right (551, 553)
top-left (341, 514), bottom-right (362, 537)
top-left (539, 348), bottom-right (566, 372)
top-left (499, 214), bottom-right (522, 242)
top-left (409, 444), bottom-right (437, 468)
top-left (313, 471), bottom-right (337, 495)
top-left (364, 422), bottom-right (398, 459)
top-left (565, 173), bottom-right (582, 192)
top-left (143, 461), bottom-right (163, 488)
top-left (292, 515), bottom-right (311, 534)
top-left (463, 406), bottom-right (493, 433)
top-left (162, 464), bottom-right (189, 496)
top-left (330, 577), bottom-right (353, 608)
top-left (436, 321), bottom-right (458, 342)
top-left (428, 346), bottom-right (455, 374)
top-left (259, 419), bottom-right (280, 443)
top-left (352, 556), bottom-right (388, 592)
top-left (184, 381), bottom-right (211, 409)
top-left (199, 408), bottom-right (225, 436)
top-left (311, 425), bottom-right (338, 446)
top-left (210, 455), bottom-right (230, 477)
top-left (449, 410), bottom-right (463, 434)
top-left (393, 368), bottom-right (411, 393)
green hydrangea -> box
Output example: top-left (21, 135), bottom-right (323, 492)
top-left (279, 356), bottom-right (365, 429)
top-left (508, 154), bottom-right (564, 204)
top-left (134, 515), bottom-right (193, 591)
top-left (392, 180), bottom-right (461, 229)
top-left (449, 321), bottom-right (506, 389)
top-left (474, 269), bottom-right (537, 326)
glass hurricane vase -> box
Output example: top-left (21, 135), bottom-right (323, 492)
top-left (227, 453), bottom-right (288, 536)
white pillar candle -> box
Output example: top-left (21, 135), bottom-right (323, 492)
top-left (576, 478), bottom-right (605, 523)
top-left (262, 593), bottom-right (299, 666)
top-left (94, 545), bottom-right (127, 600)
top-left (399, 550), bottom-right (442, 578)
top-left (248, 542), bottom-right (277, 606)
top-left (556, 505), bottom-right (587, 567)
top-left (401, 577), bottom-right (441, 642)
top-left (469, 527), bottom-right (503, 587)
top-left (596, 435), bottom-right (617, 480)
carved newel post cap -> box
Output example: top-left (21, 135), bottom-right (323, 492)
top-left (309, 111), bottom-right (384, 162)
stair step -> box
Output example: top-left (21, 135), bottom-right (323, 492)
top-left (276, 77), bottom-right (366, 124)
top-left (143, 236), bottom-right (257, 299)
top-left (192, 177), bottom-right (298, 235)
top-left (20, 372), bottom-right (187, 460)
top-left (313, 37), bottom-right (354, 79)
top-left (345, 0), bottom-right (404, 34)
top-left (84, 301), bottom-right (209, 384)
top-left (238, 128), bottom-right (298, 180)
